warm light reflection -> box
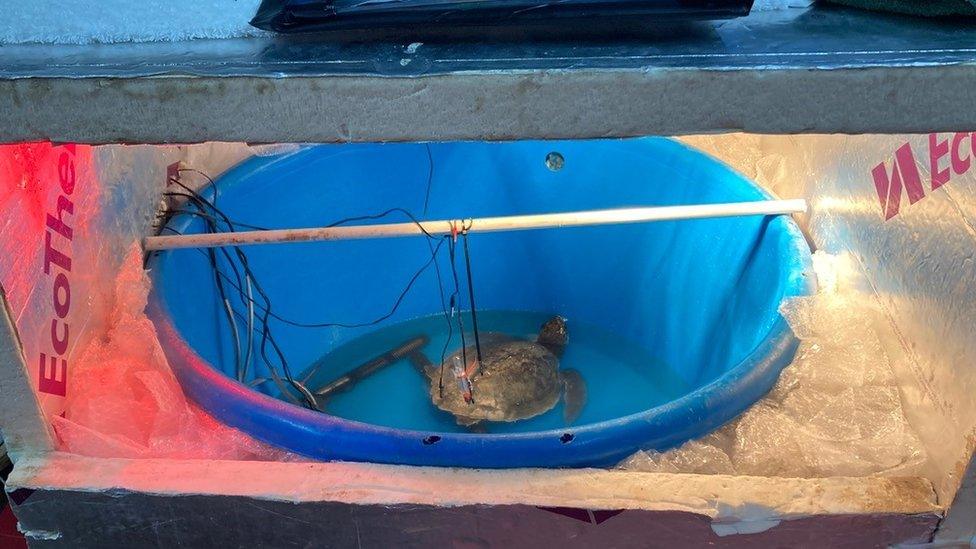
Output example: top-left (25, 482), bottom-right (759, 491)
top-left (811, 250), bottom-right (857, 294)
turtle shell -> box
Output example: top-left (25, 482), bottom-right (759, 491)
top-left (429, 333), bottom-right (560, 424)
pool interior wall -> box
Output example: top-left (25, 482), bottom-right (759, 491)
top-left (149, 138), bottom-right (814, 467)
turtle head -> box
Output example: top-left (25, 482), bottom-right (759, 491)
top-left (536, 316), bottom-right (568, 357)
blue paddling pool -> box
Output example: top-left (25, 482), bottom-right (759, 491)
top-left (147, 137), bottom-right (815, 468)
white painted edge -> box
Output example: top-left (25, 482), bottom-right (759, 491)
top-left (8, 452), bottom-right (941, 527)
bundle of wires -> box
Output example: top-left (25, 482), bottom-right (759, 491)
top-left (155, 163), bottom-right (484, 412)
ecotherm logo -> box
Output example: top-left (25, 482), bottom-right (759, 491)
top-left (38, 144), bottom-right (77, 398)
top-left (873, 133), bottom-right (972, 220)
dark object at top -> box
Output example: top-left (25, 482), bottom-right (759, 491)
top-left (822, 0), bottom-right (976, 17)
top-left (250, 0), bottom-right (754, 33)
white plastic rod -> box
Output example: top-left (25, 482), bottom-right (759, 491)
top-left (144, 199), bottom-right (807, 251)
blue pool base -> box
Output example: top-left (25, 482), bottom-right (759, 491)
top-left (148, 138), bottom-right (815, 468)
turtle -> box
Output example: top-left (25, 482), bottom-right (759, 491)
top-left (408, 316), bottom-right (586, 427)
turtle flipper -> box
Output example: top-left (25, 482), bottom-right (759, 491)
top-left (461, 420), bottom-right (488, 433)
top-left (559, 369), bottom-right (586, 424)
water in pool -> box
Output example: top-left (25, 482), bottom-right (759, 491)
top-left (297, 310), bottom-right (691, 433)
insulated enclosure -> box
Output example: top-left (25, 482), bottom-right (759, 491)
top-left (0, 3), bottom-right (975, 547)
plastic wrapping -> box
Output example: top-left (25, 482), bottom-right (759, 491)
top-left (250, 0), bottom-right (753, 32)
top-left (52, 245), bottom-right (293, 460)
top-left (0, 142), bottom-right (298, 461)
top-left (621, 252), bottom-right (927, 477)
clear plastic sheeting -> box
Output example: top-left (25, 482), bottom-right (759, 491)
top-left (0, 140), bottom-right (303, 460)
top-left (621, 253), bottom-right (927, 478)
top-left (51, 245), bottom-right (293, 461)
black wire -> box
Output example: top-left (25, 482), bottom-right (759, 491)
top-left (208, 227), bottom-right (241, 377)
top-left (446, 235), bottom-right (469, 400)
top-left (166, 196), bottom-right (438, 242)
top-left (166, 212), bottom-right (449, 332)
top-left (168, 186), bottom-right (247, 380)
top-left (160, 225), bottom-right (301, 406)
top-left (184, 210), bottom-right (256, 383)
top-left (167, 215), bottom-right (452, 402)
top-left (322, 207), bottom-right (439, 239)
top-left (178, 167), bottom-right (218, 189)
top-left (161, 169), bottom-right (454, 408)
top-left (172, 174), bottom-right (260, 387)
top-left (276, 237), bottom-right (446, 329)
top-left (164, 201), bottom-right (272, 231)
top-left (166, 180), bottom-right (320, 410)
top-left (177, 207), bottom-right (445, 329)
top-left (404, 144), bottom-right (454, 395)
top-left (432, 238), bottom-right (454, 397)
top-left (415, 229), bottom-right (452, 368)
top-left (461, 230), bottom-right (484, 376)
top-left (169, 173), bottom-right (438, 238)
